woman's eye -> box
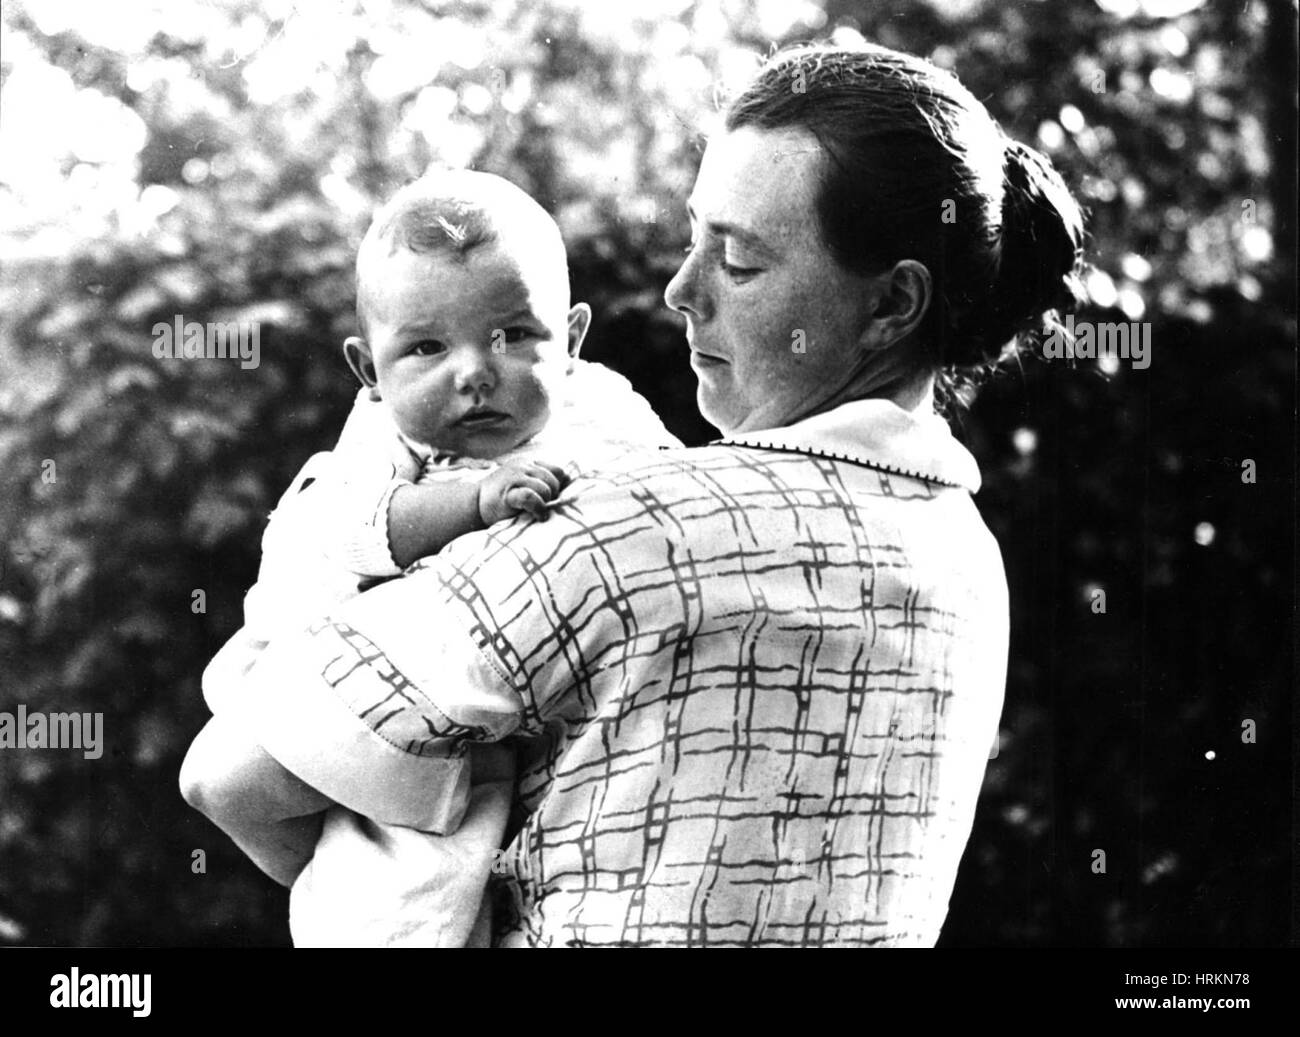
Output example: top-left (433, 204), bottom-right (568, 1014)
top-left (410, 340), bottom-right (445, 356)
top-left (722, 260), bottom-right (761, 279)
top-left (683, 237), bottom-right (758, 279)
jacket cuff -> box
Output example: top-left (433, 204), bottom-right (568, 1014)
top-left (222, 628), bottom-right (473, 833)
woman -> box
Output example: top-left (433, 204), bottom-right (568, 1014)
top-left (184, 41), bottom-right (1084, 946)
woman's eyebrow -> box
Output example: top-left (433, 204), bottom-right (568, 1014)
top-left (712, 222), bottom-right (777, 258)
top-left (686, 203), bottom-right (776, 258)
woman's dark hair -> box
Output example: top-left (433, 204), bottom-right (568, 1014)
top-left (725, 43), bottom-right (1085, 410)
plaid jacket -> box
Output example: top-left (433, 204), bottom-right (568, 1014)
top-left (238, 398), bottom-right (1008, 947)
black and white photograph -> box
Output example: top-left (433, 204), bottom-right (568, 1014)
top-left (0, 0), bottom-right (1295, 995)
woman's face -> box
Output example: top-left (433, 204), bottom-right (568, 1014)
top-left (663, 125), bottom-right (881, 435)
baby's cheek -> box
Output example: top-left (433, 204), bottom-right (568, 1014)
top-left (517, 395), bottom-right (552, 441)
top-left (393, 391), bottom-right (446, 443)
top-left (516, 366), bottom-right (562, 426)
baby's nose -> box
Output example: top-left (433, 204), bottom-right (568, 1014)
top-left (453, 349), bottom-right (496, 392)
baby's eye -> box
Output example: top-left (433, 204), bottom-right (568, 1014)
top-left (410, 340), bottom-right (445, 356)
top-left (502, 326), bottom-right (534, 344)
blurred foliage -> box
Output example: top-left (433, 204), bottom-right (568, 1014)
top-left (0, 0), bottom-right (1293, 947)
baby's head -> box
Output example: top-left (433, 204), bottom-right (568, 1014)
top-left (345, 169), bottom-right (590, 459)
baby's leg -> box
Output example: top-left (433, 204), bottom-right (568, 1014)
top-left (180, 711), bottom-right (332, 887)
top-left (290, 774), bottom-right (513, 947)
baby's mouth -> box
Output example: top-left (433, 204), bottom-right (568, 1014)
top-left (456, 408), bottom-right (510, 429)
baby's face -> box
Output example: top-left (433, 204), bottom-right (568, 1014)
top-left (356, 242), bottom-right (581, 459)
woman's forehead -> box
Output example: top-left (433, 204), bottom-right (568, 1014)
top-left (690, 125), bottom-right (826, 244)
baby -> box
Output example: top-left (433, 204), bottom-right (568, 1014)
top-left (182, 169), bottom-right (678, 945)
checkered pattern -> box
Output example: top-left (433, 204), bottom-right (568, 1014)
top-left (285, 430), bottom-right (1008, 947)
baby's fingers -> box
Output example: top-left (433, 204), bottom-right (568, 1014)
top-left (504, 486), bottom-right (549, 520)
top-left (531, 461), bottom-right (571, 491)
top-left (517, 461), bottom-right (568, 498)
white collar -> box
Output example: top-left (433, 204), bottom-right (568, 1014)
top-left (716, 398), bottom-right (982, 492)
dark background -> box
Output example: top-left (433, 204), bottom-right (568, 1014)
top-left (0, 0), bottom-right (1294, 946)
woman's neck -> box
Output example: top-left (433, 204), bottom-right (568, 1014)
top-left (789, 365), bottom-right (936, 427)
top-left (885, 368), bottom-right (936, 413)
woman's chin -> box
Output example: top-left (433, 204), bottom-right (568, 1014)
top-left (695, 391), bottom-right (736, 437)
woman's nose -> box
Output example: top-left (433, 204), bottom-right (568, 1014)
top-left (664, 248), bottom-right (710, 321)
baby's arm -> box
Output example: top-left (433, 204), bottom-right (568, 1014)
top-left (385, 460), bottom-right (570, 569)
top-left (314, 389), bottom-right (572, 573)
top-left (180, 711), bottom-right (332, 887)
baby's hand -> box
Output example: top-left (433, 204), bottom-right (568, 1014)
top-left (477, 460), bottom-right (570, 525)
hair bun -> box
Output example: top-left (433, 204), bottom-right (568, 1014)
top-left (939, 138), bottom-right (1084, 372)
top-left (991, 139), bottom-right (1085, 342)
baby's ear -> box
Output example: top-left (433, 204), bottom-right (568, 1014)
top-left (566, 303), bottom-right (592, 365)
top-left (343, 337), bottom-right (380, 399)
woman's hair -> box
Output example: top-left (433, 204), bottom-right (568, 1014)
top-left (725, 43), bottom-right (1085, 410)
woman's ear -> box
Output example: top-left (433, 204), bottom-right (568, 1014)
top-left (343, 337), bottom-right (381, 400)
top-left (565, 303), bottom-right (592, 369)
top-left (859, 260), bottom-right (932, 353)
